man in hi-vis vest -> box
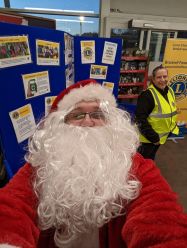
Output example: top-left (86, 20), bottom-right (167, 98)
top-left (135, 65), bottom-right (179, 160)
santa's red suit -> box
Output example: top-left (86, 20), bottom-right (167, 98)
top-left (0, 153), bottom-right (187, 247)
top-left (0, 80), bottom-right (187, 248)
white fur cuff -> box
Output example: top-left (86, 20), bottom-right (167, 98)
top-left (0, 245), bottom-right (20, 248)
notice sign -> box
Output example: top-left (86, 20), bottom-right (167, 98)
top-left (102, 81), bottom-right (114, 93)
top-left (64, 33), bottom-right (74, 65)
top-left (81, 40), bottom-right (95, 64)
top-left (22, 71), bottom-right (50, 99)
top-left (45, 96), bottom-right (57, 116)
top-left (163, 38), bottom-right (187, 122)
top-left (9, 104), bottom-right (36, 143)
top-left (102, 41), bottom-right (117, 65)
top-left (0, 35), bottom-right (31, 68)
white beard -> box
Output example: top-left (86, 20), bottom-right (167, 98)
top-left (27, 107), bottom-right (140, 248)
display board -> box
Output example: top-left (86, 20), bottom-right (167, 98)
top-left (0, 22), bottom-right (122, 178)
top-left (0, 22), bottom-right (67, 177)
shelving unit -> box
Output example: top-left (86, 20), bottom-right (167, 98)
top-left (118, 56), bottom-right (148, 108)
top-left (117, 56), bottom-right (149, 116)
top-left (118, 56), bottom-right (148, 98)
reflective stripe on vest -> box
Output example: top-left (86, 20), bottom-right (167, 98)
top-left (139, 85), bottom-right (179, 144)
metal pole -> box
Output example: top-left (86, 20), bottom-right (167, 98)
top-left (80, 21), bottom-right (82, 35)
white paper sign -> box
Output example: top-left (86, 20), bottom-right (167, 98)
top-left (9, 104), bottom-right (36, 143)
top-left (102, 41), bottom-right (117, 65)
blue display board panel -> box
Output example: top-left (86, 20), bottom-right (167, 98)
top-left (0, 22), bottom-right (66, 177)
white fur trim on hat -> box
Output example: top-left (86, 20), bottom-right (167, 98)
top-left (57, 83), bottom-right (117, 111)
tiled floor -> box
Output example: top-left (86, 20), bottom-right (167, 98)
top-left (155, 136), bottom-right (187, 212)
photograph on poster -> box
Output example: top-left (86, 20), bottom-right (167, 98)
top-left (90, 64), bottom-right (108, 79)
top-left (36, 39), bottom-right (60, 66)
top-left (0, 35), bottom-right (31, 68)
top-left (22, 71), bottom-right (50, 99)
top-left (9, 104), bottom-right (36, 143)
top-left (81, 40), bottom-right (95, 64)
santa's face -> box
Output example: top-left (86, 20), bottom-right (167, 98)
top-left (64, 101), bottom-right (107, 127)
top-left (28, 99), bottom-right (140, 248)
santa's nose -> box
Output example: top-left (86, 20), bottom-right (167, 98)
top-left (80, 114), bottom-right (95, 127)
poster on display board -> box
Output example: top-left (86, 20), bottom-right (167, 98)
top-left (45, 96), bottom-right (57, 116)
top-left (102, 41), bottom-right (117, 65)
top-left (9, 104), bottom-right (36, 143)
top-left (22, 71), bottom-right (50, 99)
top-left (80, 40), bottom-right (95, 64)
top-left (0, 35), bottom-right (31, 68)
top-left (64, 32), bottom-right (74, 87)
top-left (36, 39), bottom-right (60, 66)
top-left (163, 38), bottom-right (187, 124)
top-left (64, 32), bottom-right (74, 65)
top-left (90, 64), bottom-right (108, 80)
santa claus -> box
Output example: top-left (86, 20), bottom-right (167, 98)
top-left (0, 79), bottom-right (187, 248)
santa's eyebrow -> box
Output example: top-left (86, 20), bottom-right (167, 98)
top-left (70, 106), bottom-right (100, 113)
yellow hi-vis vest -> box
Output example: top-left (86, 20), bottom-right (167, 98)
top-left (140, 85), bottom-right (179, 144)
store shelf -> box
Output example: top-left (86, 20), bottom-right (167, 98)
top-left (121, 56), bottom-right (148, 61)
top-left (118, 94), bottom-right (139, 99)
top-left (118, 55), bottom-right (148, 104)
top-left (119, 82), bottom-right (144, 87)
top-left (120, 69), bottom-right (146, 73)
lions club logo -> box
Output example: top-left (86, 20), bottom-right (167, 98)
top-left (170, 74), bottom-right (187, 101)
top-left (83, 47), bottom-right (93, 60)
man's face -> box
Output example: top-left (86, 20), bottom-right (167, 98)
top-left (152, 68), bottom-right (168, 90)
top-left (64, 101), bottom-right (106, 127)
top-left (33, 97), bottom-right (139, 246)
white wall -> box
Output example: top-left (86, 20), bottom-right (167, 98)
top-left (100, 0), bottom-right (187, 37)
top-left (110, 0), bottom-right (187, 18)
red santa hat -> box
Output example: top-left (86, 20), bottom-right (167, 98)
top-left (51, 79), bottom-right (116, 111)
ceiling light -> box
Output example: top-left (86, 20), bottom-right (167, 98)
top-left (24, 7), bottom-right (94, 14)
top-left (55, 19), bottom-right (94, 23)
top-left (143, 23), bottom-right (154, 28)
